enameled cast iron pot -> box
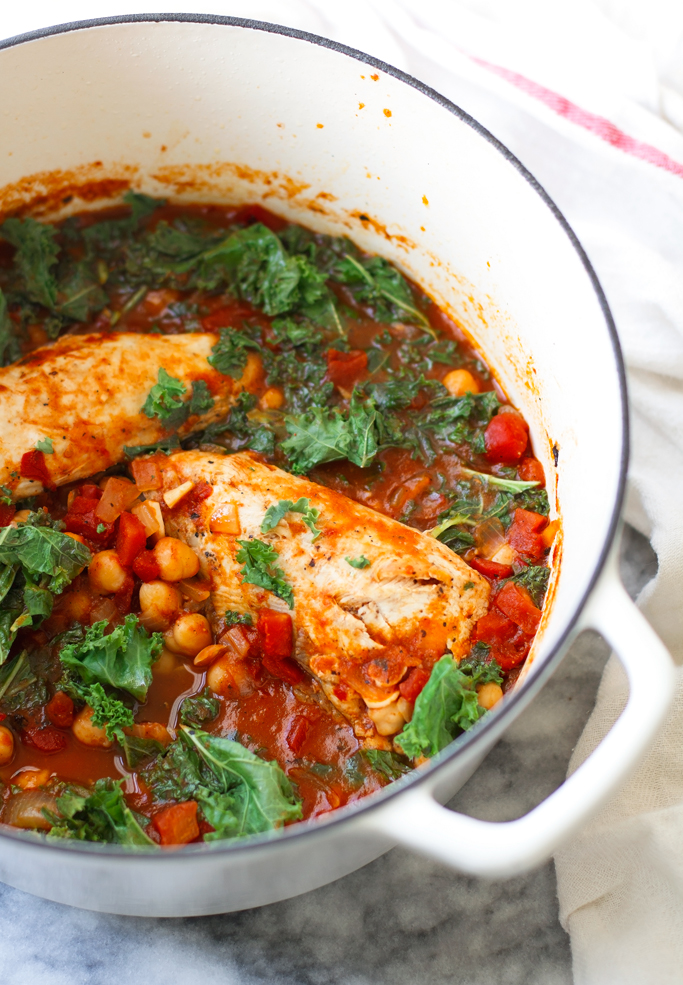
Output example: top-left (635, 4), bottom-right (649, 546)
top-left (0, 15), bottom-right (674, 917)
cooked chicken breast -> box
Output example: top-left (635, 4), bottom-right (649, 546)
top-left (0, 332), bottom-right (261, 499)
top-left (148, 450), bottom-right (490, 742)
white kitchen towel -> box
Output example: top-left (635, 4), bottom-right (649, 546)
top-left (3, 2), bottom-right (683, 981)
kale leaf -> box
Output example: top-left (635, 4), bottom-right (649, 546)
top-left (59, 614), bottom-right (162, 701)
top-left (515, 487), bottom-right (550, 516)
top-left (395, 650), bottom-right (503, 759)
top-left (188, 380), bottom-right (215, 417)
top-left (0, 287), bottom-right (20, 366)
top-left (0, 512), bottom-right (91, 664)
top-left (201, 391), bottom-right (275, 456)
top-left (235, 539), bottom-right (294, 608)
top-left (141, 370), bottom-right (214, 429)
top-left (346, 555), bottom-right (370, 569)
top-left (46, 777), bottom-right (156, 846)
top-left (223, 610), bottom-right (253, 628)
top-left (141, 367), bottom-right (187, 423)
top-left (208, 328), bottom-right (261, 378)
top-left (180, 687), bottom-right (220, 728)
top-left (261, 498), bottom-right (321, 540)
top-left (280, 407), bottom-right (350, 473)
top-left (332, 253), bottom-right (430, 329)
top-left (510, 565), bottom-right (550, 608)
top-left (62, 679), bottom-right (134, 743)
top-left (1, 217), bottom-right (60, 310)
top-left (281, 391), bottom-right (384, 473)
top-left (362, 748), bottom-right (411, 781)
top-left (150, 727), bottom-right (302, 841)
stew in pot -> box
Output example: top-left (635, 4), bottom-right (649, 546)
top-left (0, 196), bottom-right (556, 846)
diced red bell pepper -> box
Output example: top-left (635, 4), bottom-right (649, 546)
top-left (469, 556), bottom-right (513, 580)
top-left (152, 801), bottom-right (199, 846)
top-left (258, 610), bottom-right (293, 660)
top-left (22, 725), bottom-right (68, 754)
top-left (326, 349), bottom-right (368, 389)
top-left (399, 667), bottom-right (430, 702)
top-left (64, 497), bottom-right (116, 545)
top-left (518, 457), bottom-right (545, 486)
top-left (495, 581), bottom-right (542, 636)
top-left (132, 549), bottom-right (160, 582)
top-left (258, 610), bottom-right (304, 685)
top-left (79, 483), bottom-right (102, 500)
top-left (116, 512), bottom-right (147, 567)
top-left (262, 651), bottom-right (305, 685)
top-left (286, 715), bottom-right (310, 756)
top-left (20, 449), bottom-right (55, 488)
top-left (495, 647), bottom-right (529, 672)
top-left (0, 504), bottom-right (15, 527)
top-left (473, 608), bottom-right (517, 646)
top-left (507, 508), bottom-right (547, 561)
top-left (45, 691), bottom-right (74, 729)
top-left (484, 413), bottom-right (528, 464)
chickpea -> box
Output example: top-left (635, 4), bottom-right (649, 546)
top-left (15, 768), bottom-right (51, 790)
top-left (72, 706), bottom-right (112, 748)
top-left (153, 537), bottom-right (200, 582)
top-left (396, 697), bottom-right (414, 723)
top-left (368, 701), bottom-right (406, 737)
top-left (153, 647), bottom-right (182, 676)
top-left (207, 653), bottom-right (238, 696)
top-left (89, 549), bottom-right (127, 595)
top-left (138, 580), bottom-right (181, 631)
top-left (259, 386), bottom-right (285, 410)
top-left (477, 682), bottom-right (504, 710)
top-left (126, 722), bottom-right (172, 745)
top-left (168, 612), bottom-right (213, 658)
top-left (442, 369), bottom-right (479, 397)
top-left (0, 725), bottom-right (15, 766)
top-left (59, 589), bottom-right (92, 624)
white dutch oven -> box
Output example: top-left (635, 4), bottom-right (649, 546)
top-left (0, 15), bottom-right (674, 916)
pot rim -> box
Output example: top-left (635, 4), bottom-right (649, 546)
top-left (0, 13), bottom-right (629, 861)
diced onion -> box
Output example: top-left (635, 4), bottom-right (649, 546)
top-left (364, 690), bottom-right (400, 709)
top-left (130, 457), bottom-right (162, 491)
top-left (177, 579), bottom-right (211, 603)
top-left (95, 476), bottom-right (140, 523)
top-left (474, 517), bottom-right (506, 559)
top-left (89, 596), bottom-right (119, 626)
top-left (220, 625), bottom-right (250, 657)
top-left (132, 500), bottom-right (165, 540)
top-left (163, 481), bottom-right (194, 508)
top-left (210, 502), bottom-right (240, 535)
top-left (4, 790), bottom-right (58, 830)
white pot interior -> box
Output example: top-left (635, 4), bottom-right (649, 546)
top-left (0, 19), bottom-right (624, 686)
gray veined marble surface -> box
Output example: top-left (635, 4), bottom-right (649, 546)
top-left (0, 526), bottom-right (658, 985)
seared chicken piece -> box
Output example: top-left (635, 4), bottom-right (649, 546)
top-left (148, 451), bottom-right (489, 742)
top-left (0, 333), bottom-right (261, 499)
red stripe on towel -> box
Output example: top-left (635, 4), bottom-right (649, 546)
top-left (471, 55), bottom-right (683, 179)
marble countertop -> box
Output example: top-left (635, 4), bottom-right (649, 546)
top-left (0, 526), bottom-right (657, 985)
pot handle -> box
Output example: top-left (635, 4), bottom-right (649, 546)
top-left (368, 545), bottom-right (675, 878)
